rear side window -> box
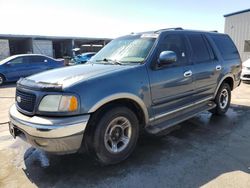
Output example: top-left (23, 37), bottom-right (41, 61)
top-left (29, 56), bottom-right (46, 63)
top-left (188, 34), bottom-right (210, 63)
top-left (211, 35), bottom-right (239, 60)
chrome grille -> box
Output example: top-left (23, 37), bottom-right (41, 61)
top-left (16, 90), bottom-right (36, 113)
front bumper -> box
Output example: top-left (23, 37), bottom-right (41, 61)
top-left (9, 104), bottom-right (90, 154)
top-left (241, 69), bottom-right (250, 81)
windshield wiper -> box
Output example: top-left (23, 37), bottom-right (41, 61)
top-left (96, 58), bottom-right (123, 65)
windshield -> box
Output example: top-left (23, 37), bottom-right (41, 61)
top-left (90, 34), bottom-right (156, 64)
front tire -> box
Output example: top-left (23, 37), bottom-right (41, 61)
top-left (0, 74), bottom-right (4, 86)
top-left (89, 106), bottom-right (139, 165)
top-left (210, 83), bottom-right (231, 115)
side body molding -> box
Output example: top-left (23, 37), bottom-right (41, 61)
top-left (88, 93), bottom-right (149, 124)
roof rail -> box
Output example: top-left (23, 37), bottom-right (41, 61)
top-left (210, 30), bottom-right (218, 33)
top-left (155, 27), bottom-right (183, 33)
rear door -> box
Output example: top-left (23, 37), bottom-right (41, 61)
top-left (148, 33), bottom-right (195, 118)
top-left (46, 57), bottom-right (62, 69)
top-left (28, 56), bottom-right (49, 75)
top-left (187, 33), bottom-right (221, 101)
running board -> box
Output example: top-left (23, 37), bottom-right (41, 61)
top-left (146, 101), bottom-right (216, 135)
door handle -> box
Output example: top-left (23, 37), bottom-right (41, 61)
top-left (184, 70), bottom-right (192, 77)
top-left (216, 65), bottom-right (222, 71)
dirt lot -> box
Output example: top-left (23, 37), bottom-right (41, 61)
top-left (1, 83), bottom-right (250, 188)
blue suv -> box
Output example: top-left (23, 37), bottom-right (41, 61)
top-left (0, 54), bottom-right (64, 85)
top-left (9, 28), bottom-right (241, 165)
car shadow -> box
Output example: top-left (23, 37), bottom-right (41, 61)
top-left (22, 104), bottom-right (250, 187)
top-left (0, 82), bottom-right (16, 89)
top-left (242, 80), bottom-right (250, 84)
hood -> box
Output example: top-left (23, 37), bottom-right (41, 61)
top-left (243, 59), bottom-right (250, 67)
top-left (22, 63), bottom-right (132, 89)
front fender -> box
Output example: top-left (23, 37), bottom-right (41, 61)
top-left (89, 92), bottom-right (149, 124)
top-left (66, 65), bottom-right (152, 124)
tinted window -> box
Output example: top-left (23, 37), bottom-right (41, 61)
top-left (203, 36), bottom-right (216, 60)
top-left (188, 34), bottom-right (210, 63)
top-left (159, 34), bottom-right (188, 65)
top-left (211, 35), bottom-right (239, 60)
top-left (29, 56), bottom-right (46, 63)
top-left (10, 57), bottom-right (29, 65)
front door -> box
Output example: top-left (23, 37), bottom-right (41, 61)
top-left (6, 57), bottom-right (30, 81)
top-left (148, 34), bottom-right (195, 119)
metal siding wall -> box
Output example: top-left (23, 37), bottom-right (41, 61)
top-left (225, 12), bottom-right (250, 62)
top-left (32, 40), bottom-right (53, 57)
top-left (0, 39), bottom-right (10, 60)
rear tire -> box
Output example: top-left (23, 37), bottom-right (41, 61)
top-left (88, 106), bottom-right (139, 165)
top-left (210, 83), bottom-right (231, 115)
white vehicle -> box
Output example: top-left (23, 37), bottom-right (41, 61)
top-left (241, 58), bottom-right (250, 81)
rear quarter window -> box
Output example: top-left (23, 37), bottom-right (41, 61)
top-left (211, 35), bottom-right (240, 60)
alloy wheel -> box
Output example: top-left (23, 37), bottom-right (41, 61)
top-left (104, 116), bottom-right (132, 154)
top-left (219, 88), bottom-right (229, 109)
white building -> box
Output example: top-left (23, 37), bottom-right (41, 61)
top-left (224, 9), bottom-right (250, 62)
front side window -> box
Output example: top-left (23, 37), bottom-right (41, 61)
top-left (90, 35), bottom-right (156, 64)
top-left (10, 57), bottom-right (24, 65)
top-left (158, 34), bottom-right (188, 65)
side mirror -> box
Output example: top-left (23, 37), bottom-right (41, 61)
top-left (158, 51), bottom-right (177, 66)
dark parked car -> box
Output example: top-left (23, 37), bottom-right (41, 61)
top-left (0, 54), bottom-right (64, 85)
top-left (70, 52), bottom-right (96, 65)
top-left (9, 28), bottom-right (241, 165)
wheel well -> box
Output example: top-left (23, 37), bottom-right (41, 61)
top-left (91, 99), bottom-right (146, 128)
top-left (0, 73), bottom-right (6, 80)
top-left (223, 77), bottom-right (234, 90)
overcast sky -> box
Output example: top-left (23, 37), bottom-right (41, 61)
top-left (0, 0), bottom-right (249, 38)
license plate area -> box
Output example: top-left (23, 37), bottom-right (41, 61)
top-left (9, 122), bottom-right (17, 138)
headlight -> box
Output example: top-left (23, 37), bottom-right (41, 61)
top-left (38, 95), bottom-right (78, 112)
